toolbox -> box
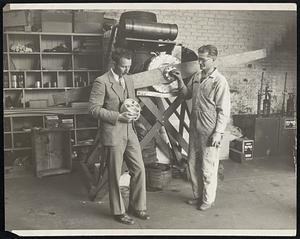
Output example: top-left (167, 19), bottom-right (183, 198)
top-left (32, 128), bottom-right (72, 177)
top-left (229, 138), bottom-right (254, 163)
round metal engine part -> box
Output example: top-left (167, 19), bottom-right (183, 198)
top-left (120, 98), bottom-right (141, 121)
top-left (147, 54), bottom-right (180, 93)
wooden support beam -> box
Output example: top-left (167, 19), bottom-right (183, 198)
top-left (139, 114), bottom-right (172, 160)
top-left (140, 121), bottom-right (162, 149)
top-left (164, 121), bottom-right (189, 153)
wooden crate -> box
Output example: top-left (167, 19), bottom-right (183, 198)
top-left (32, 128), bottom-right (72, 177)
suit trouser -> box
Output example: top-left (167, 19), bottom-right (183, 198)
top-left (188, 146), bottom-right (220, 205)
top-left (104, 134), bottom-right (147, 215)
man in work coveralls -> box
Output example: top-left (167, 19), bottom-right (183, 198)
top-left (89, 48), bottom-right (149, 224)
top-left (172, 44), bottom-right (231, 211)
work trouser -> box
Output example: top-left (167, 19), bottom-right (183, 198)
top-left (188, 146), bottom-right (220, 205)
top-left (104, 134), bottom-right (147, 215)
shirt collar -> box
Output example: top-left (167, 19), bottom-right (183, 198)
top-left (111, 68), bottom-right (120, 82)
top-left (201, 67), bottom-right (218, 79)
top-left (209, 68), bottom-right (219, 79)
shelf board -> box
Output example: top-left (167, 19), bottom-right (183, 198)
top-left (76, 127), bottom-right (98, 130)
top-left (9, 70), bottom-right (41, 72)
top-left (74, 69), bottom-right (102, 72)
top-left (73, 51), bottom-right (102, 55)
top-left (5, 70), bottom-right (102, 73)
top-left (4, 88), bottom-right (23, 90)
top-left (5, 147), bottom-right (32, 151)
top-left (13, 130), bottom-right (32, 134)
top-left (4, 107), bottom-right (90, 116)
top-left (4, 31), bottom-right (104, 37)
top-left (4, 132), bottom-right (12, 134)
top-left (42, 70), bottom-right (72, 72)
top-left (24, 87), bottom-right (70, 90)
top-left (42, 52), bottom-right (72, 55)
top-left (9, 52), bottom-right (40, 55)
top-left (4, 87), bottom-right (71, 90)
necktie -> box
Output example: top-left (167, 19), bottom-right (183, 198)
top-left (119, 77), bottom-right (125, 89)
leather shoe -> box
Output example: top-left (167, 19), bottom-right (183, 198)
top-left (128, 206), bottom-right (150, 220)
top-left (114, 214), bottom-right (135, 225)
top-left (198, 202), bottom-right (214, 211)
top-left (186, 198), bottom-right (201, 205)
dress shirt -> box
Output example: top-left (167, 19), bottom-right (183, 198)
top-left (111, 69), bottom-right (125, 89)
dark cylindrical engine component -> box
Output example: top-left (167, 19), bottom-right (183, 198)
top-left (121, 19), bottom-right (178, 41)
top-left (119, 11), bottom-right (157, 24)
top-left (116, 11), bottom-right (158, 49)
top-left (115, 11), bottom-right (177, 51)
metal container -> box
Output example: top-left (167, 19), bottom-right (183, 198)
top-left (121, 19), bottom-right (178, 41)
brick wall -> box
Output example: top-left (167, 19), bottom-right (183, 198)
top-left (103, 9), bottom-right (296, 114)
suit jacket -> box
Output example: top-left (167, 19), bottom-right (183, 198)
top-left (89, 70), bottom-right (137, 146)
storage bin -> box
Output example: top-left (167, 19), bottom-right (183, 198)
top-left (4, 10), bottom-right (29, 27)
top-left (74, 11), bottom-right (104, 33)
top-left (41, 11), bottom-right (72, 33)
top-left (146, 163), bottom-right (172, 191)
top-left (32, 128), bottom-right (72, 177)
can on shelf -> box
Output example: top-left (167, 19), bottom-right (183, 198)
top-left (11, 75), bottom-right (17, 88)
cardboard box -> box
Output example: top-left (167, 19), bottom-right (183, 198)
top-left (41, 11), bottom-right (72, 33)
top-left (74, 11), bottom-right (104, 33)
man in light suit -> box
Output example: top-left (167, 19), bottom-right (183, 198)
top-left (173, 45), bottom-right (231, 211)
top-left (89, 48), bottom-right (150, 225)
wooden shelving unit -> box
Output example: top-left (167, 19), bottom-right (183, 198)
top-left (3, 31), bottom-right (104, 166)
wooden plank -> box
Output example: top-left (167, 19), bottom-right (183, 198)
top-left (49, 49), bottom-right (267, 105)
top-left (137, 91), bottom-right (177, 98)
top-left (217, 49), bottom-right (267, 67)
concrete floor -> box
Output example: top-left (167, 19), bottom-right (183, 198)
top-left (4, 157), bottom-right (297, 236)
